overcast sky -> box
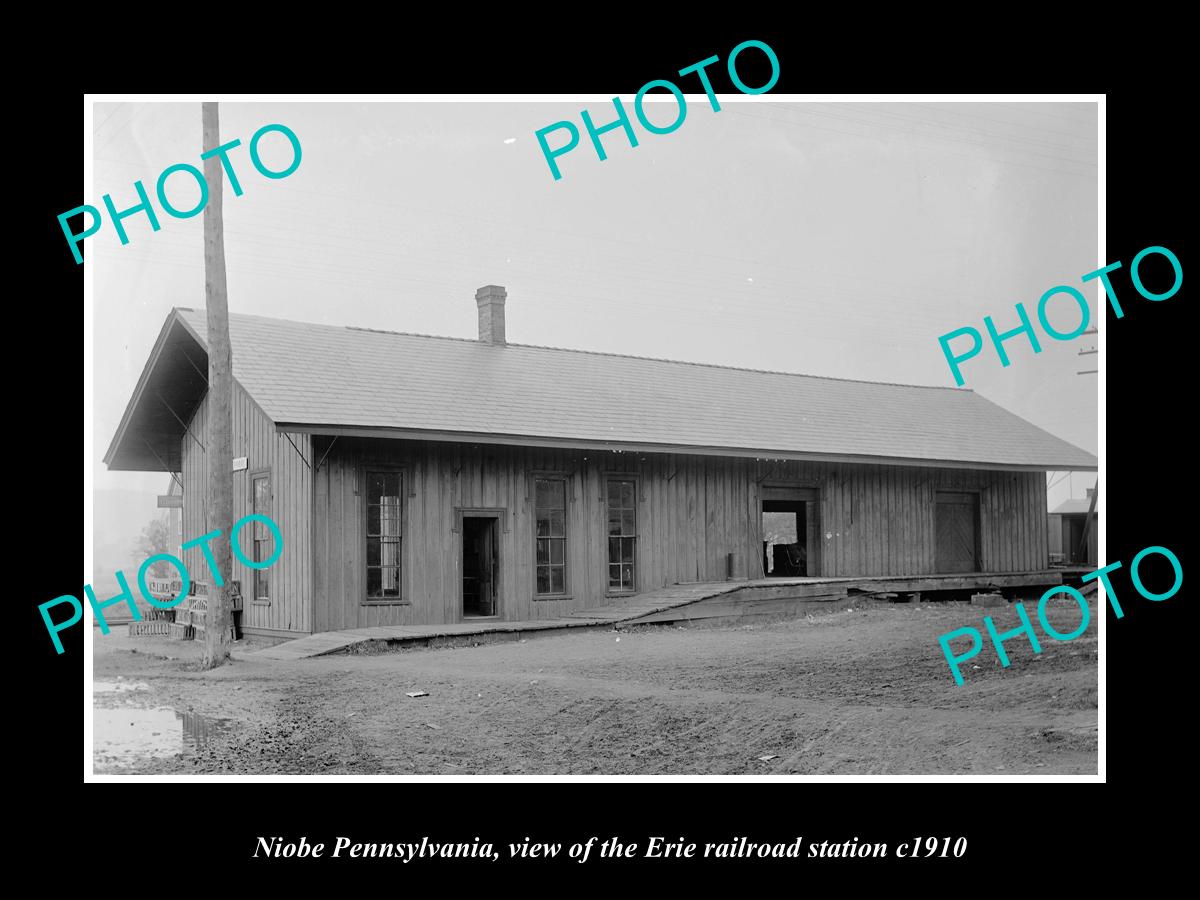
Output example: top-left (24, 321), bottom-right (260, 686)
top-left (90, 99), bottom-right (1098, 536)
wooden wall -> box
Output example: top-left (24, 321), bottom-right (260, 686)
top-left (1059, 513), bottom-right (1098, 567)
top-left (754, 459), bottom-right (1048, 577)
top-left (309, 439), bottom-right (1048, 632)
top-left (1048, 513), bottom-right (1064, 556)
top-left (179, 383), bottom-right (313, 635)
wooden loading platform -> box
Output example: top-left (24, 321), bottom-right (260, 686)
top-left (243, 568), bottom-right (1085, 661)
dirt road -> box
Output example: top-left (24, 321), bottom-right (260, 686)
top-left (92, 597), bottom-right (1098, 775)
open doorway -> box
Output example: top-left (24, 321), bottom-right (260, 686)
top-left (762, 499), bottom-right (815, 577)
top-left (462, 515), bottom-right (499, 617)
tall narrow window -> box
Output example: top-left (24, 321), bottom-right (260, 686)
top-left (251, 472), bottom-right (271, 603)
top-left (366, 471), bottom-right (402, 599)
top-left (534, 477), bottom-right (567, 595)
top-left (606, 479), bottom-right (636, 592)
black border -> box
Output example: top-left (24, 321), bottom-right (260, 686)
top-left (31, 24), bottom-right (1189, 884)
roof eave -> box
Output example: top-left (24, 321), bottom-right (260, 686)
top-left (102, 310), bottom-right (188, 468)
top-left (106, 309), bottom-right (283, 472)
top-left (275, 422), bottom-right (1099, 472)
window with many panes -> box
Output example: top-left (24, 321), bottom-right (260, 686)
top-left (534, 477), bottom-right (567, 595)
top-left (366, 471), bottom-right (402, 600)
top-left (251, 472), bottom-right (271, 603)
top-left (606, 479), bottom-right (637, 592)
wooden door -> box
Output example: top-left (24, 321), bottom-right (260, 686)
top-left (935, 492), bottom-right (979, 573)
top-left (479, 520), bottom-right (496, 615)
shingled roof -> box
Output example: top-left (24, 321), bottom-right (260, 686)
top-left (105, 307), bottom-right (1098, 472)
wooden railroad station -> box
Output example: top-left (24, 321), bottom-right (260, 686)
top-left (105, 285), bottom-right (1098, 640)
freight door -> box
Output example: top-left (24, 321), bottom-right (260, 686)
top-left (935, 491), bottom-right (980, 573)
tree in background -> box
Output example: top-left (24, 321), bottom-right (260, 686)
top-left (135, 516), bottom-right (174, 577)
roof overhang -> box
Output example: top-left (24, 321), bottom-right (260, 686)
top-left (279, 422), bottom-right (1099, 473)
top-left (103, 311), bottom-right (212, 472)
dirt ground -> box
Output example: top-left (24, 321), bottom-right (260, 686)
top-left (92, 595), bottom-right (1099, 775)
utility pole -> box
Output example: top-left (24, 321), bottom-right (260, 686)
top-left (1077, 327), bottom-right (1097, 375)
top-left (202, 101), bottom-right (234, 669)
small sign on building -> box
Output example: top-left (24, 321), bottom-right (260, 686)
top-left (232, 456), bottom-right (248, 472)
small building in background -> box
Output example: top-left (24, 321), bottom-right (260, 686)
top-left (1048, 488), bottom-right (1097, 567)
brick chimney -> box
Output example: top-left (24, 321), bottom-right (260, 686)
top-left (476, 285), bottom-right (506, 345)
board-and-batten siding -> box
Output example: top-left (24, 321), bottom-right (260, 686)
top-left (179, 382), bottom-right (313, 634)
top-left (310, 439), bottom-right (1048, 632)
top-left (779, 459), bottom-right (1048, 577)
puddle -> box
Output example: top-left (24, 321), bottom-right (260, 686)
top-left (93, 707), bottom-right (232, 772)
top-left (94, 680), bottom-right (150, 693)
